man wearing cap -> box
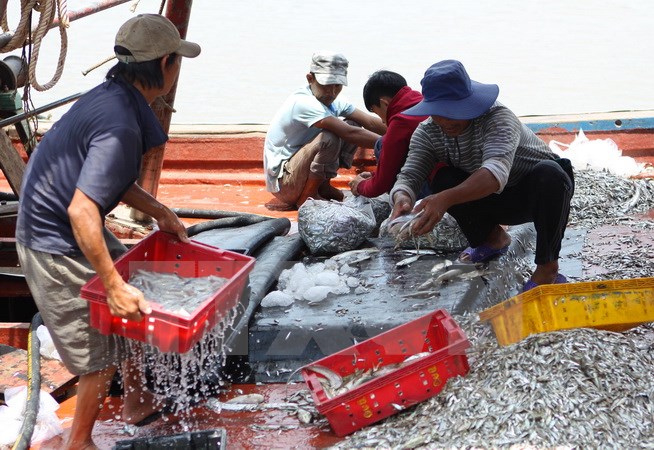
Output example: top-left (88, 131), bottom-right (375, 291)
top-left (264, 51), bottom-right (386, 210)
top-left (15, 14), bottom-right (200, 449)
top-left (389, 60), bottom-right (574, 292)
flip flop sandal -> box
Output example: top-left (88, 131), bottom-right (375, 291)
top-left (458, 244), bottom-right (509, 263)
top-left (522, 273), bottom-right (568, 293)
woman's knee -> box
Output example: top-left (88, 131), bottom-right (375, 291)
top-left (531, 160), bottom-right (573, 191)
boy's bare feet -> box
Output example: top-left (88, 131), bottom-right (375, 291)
top-left (319, 181), bottom-right (344, 201)
top-left (265, 197), bottom-right (296, 211)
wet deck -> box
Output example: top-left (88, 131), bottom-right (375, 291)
top-left (2, 221), bottom-right (630, 450)
top-left (34, 384), bottom-right (343, 450)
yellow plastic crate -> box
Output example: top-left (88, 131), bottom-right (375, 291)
top-left (478, 277), bottom-right (654, 346)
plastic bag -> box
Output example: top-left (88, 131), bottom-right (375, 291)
top-left (344, 194), bottom-right (392, 227)
top-left (36, 325), bottom-right (61, 361)
top-left (549, 128), bottom-right (644, 177)
top-left (0, 386), bottom-right (63, 447)
top-left (298, 198), bottom-right (376, 254)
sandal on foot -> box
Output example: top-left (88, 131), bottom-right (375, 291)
top-left (522, 273), bottom-right (568, 293)
top-left (458, 244), bottom-right (509, 263)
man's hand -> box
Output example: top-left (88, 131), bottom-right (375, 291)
top-left (349, 172), bottom-right (372, 196)
top-left (122, 184), bottom-right (190, 243)
top-left (156, 207), bottom-right (190, 243)
top-left (409, 193), bottom-right (449, 236)
top-left (106, 275), bottom-right (151, 321)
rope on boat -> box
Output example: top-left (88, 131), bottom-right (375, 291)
top-left (11, 312), bottom-right (43, 450)
top-left (27, 0), bottom-right (69, 91)
top-left (0, 0), bottom-right (69, 92)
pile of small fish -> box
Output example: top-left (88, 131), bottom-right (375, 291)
top-left (568, 169), bottom-right (654, 228)
top-left (128, 269), bottom-right (228, 316)
top-left (298, 198), bottom-right (376, 254)
top-left (332, 314), bottom-right (654, 449)
top-left (567, 169), bottom-right (654, 282)
top-left (580, 227), bottom-right (654, 281)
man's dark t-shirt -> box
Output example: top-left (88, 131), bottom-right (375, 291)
top-left (16, 79), bottom-right (167, 256)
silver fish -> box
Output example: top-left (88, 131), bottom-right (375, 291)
top-left (304, 364), bottom-right (343, 389)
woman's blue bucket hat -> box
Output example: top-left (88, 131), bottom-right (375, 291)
top-left (403, 60), bottom-right (499, 120)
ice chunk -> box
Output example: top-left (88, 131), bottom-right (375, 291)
top-left (314, 270), bottom-right (341, 287)
top-left (331, 282), bottom-right (350, 295)
top-left (354, 286), bottom-right (369, 295)
top-left (303, 286), bottom-right (332, 303)
top-left (291, 277), bottom-right (315, 299)
top-left (346, 276), bottom-right (360, 288)
top-left (323, 259), bottom-right (339, 272)
top-left (339, 264), bottom-right (357, 275)
top-left (260, 291), bottom-right (295, 308)
top-left (307, 262), bottom-right (326, 275)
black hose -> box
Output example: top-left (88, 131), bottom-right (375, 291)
top-left (186, 215), bottom-right (272, 237)
top-left (171, 208), bottom-right (274, 222)
top-left (223, 234), bottom-right (306, 352)
top-left (13, 312), bottom-right (43, 450)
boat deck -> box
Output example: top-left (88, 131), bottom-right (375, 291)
top-left (21, 220), bottom-right (654, 450)
top-left (1, 118), bottom-right (653, 449)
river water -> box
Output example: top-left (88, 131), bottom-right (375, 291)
top-left (5, 0), bottom-right (654, 125)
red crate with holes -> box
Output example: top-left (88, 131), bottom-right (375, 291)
top-left (300, 309), bottom-right (470, 436)
top-left (81, 231), bottom-right (254, 354)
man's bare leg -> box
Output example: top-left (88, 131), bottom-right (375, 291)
top-left (121, 356), bottom-right (162, 424)
top-left (296, 174), bottom-right (325, 208)
top-left (65, 367), bottom-right (115, 450)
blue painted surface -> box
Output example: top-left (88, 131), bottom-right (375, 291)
top-left (525, 116), bottom-right (654, 133)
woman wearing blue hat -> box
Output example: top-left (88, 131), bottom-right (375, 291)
top-left (389, 60), bottom-right (574, 292)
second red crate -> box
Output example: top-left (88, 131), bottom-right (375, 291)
top-left (300, 309), bottom-right (470, 436)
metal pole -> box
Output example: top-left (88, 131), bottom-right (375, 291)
top-left (131, 0), bottom-right (194, 223)
top-left (0, 91), bottom-right (84, 129)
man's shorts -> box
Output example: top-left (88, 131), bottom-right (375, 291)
top-left (16, 230), bottom-right (127, 376)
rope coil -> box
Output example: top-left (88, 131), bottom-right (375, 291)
top-left (0, 0), bottom-right (69, 91)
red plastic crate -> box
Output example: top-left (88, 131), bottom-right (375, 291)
top-left (300, 309), bottom-right (470, 436)
top-left (81, 231), bottom-right (255, 353)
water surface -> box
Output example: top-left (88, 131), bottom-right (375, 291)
top-left (7, 0), bottom-right (653, 124)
